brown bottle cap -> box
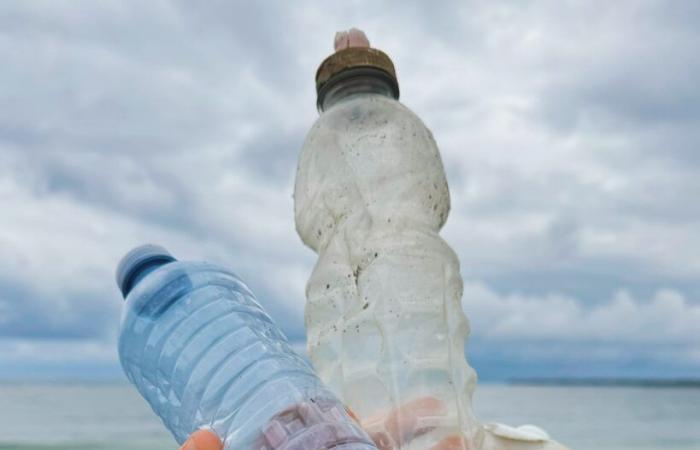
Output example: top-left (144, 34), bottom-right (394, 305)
top-left (315, 32), bottom-right (399, 107)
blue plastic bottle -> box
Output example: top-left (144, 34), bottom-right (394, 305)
top-left (116, 244), bottom-right (377, 450)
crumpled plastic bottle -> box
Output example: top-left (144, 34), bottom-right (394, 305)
top-left (294, 29), bottom-right (568, 450)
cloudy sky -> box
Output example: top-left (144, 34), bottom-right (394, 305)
top-left (1, 0), bottom-right (699, 381)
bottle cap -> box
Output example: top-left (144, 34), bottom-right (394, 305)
top-left (316, 29), bottom-right (399, 108)
top-left (116, 244), bottom-right (176, 297)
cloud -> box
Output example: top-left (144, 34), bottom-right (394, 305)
top-left (0, 0), bottom-right (699, 379)
top-left (465, 281), bottom-right (700, 344)
top-left (462, 281), bottom-right (700, 379)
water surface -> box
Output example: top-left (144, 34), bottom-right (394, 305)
top-left (0, 383), bottom-right (698, 450)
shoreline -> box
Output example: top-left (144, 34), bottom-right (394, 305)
top-left (507, 377), bottom-right (700, 388)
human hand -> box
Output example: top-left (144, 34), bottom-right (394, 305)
top-left (359, 397), bottom-right (468, 450)
top-left (178, 397), bottom-right (467, 450)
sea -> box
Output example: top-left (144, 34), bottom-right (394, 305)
top-left (0, 383), bottom-right (698, 450)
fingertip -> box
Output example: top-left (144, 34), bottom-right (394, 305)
top-left (334, 31), bottom-right (348, 52)
top-left (347, 28), bottom-right (370, 48)
top-left (181, 429), bottom-right (223, 450)
top-left (334, 28), bottom-right (370, 51)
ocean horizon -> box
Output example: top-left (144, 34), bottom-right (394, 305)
top-left (1, 381), bottom-right (698, 450)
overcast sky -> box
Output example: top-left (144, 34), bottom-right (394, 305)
top-left (1, 0), bottom-right (699, 381)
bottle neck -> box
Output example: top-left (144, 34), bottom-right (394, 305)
top-left (318, 70), bottom-right (398, 112)
top-left (121, 258), bottom-right (174, 298)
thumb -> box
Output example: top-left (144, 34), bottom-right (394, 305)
top-left (180, 429), bottom-right (223, 450)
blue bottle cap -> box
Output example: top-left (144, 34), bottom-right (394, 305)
top-left (116, 244), bottom-right (176, 297)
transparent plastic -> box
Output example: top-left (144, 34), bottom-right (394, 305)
top-left (118, 257), bottom-right (378, 450)
top-left (295, 88), bottom-right (567, 450)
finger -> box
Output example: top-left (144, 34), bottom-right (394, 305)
top-left (334, 28), bottom-right (370, 51)
top-left (180, 429), bottom-right (223, 450)
top-left (359, 397), bottom-right (447, 450)
top-left (384, 397), bottom-right (446, 446)
top-left (346, 28), bottom-right (370, 48)
top-left (429, 435), bottom-right (471, 450)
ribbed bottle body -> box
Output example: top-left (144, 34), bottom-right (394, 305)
top-left (119, 261), bottom-right (376, 450)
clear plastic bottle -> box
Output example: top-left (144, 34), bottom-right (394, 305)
top-left (294, 32), bottom-right (566, 450)
top-left (116, 244), bottom-right (378, 450)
